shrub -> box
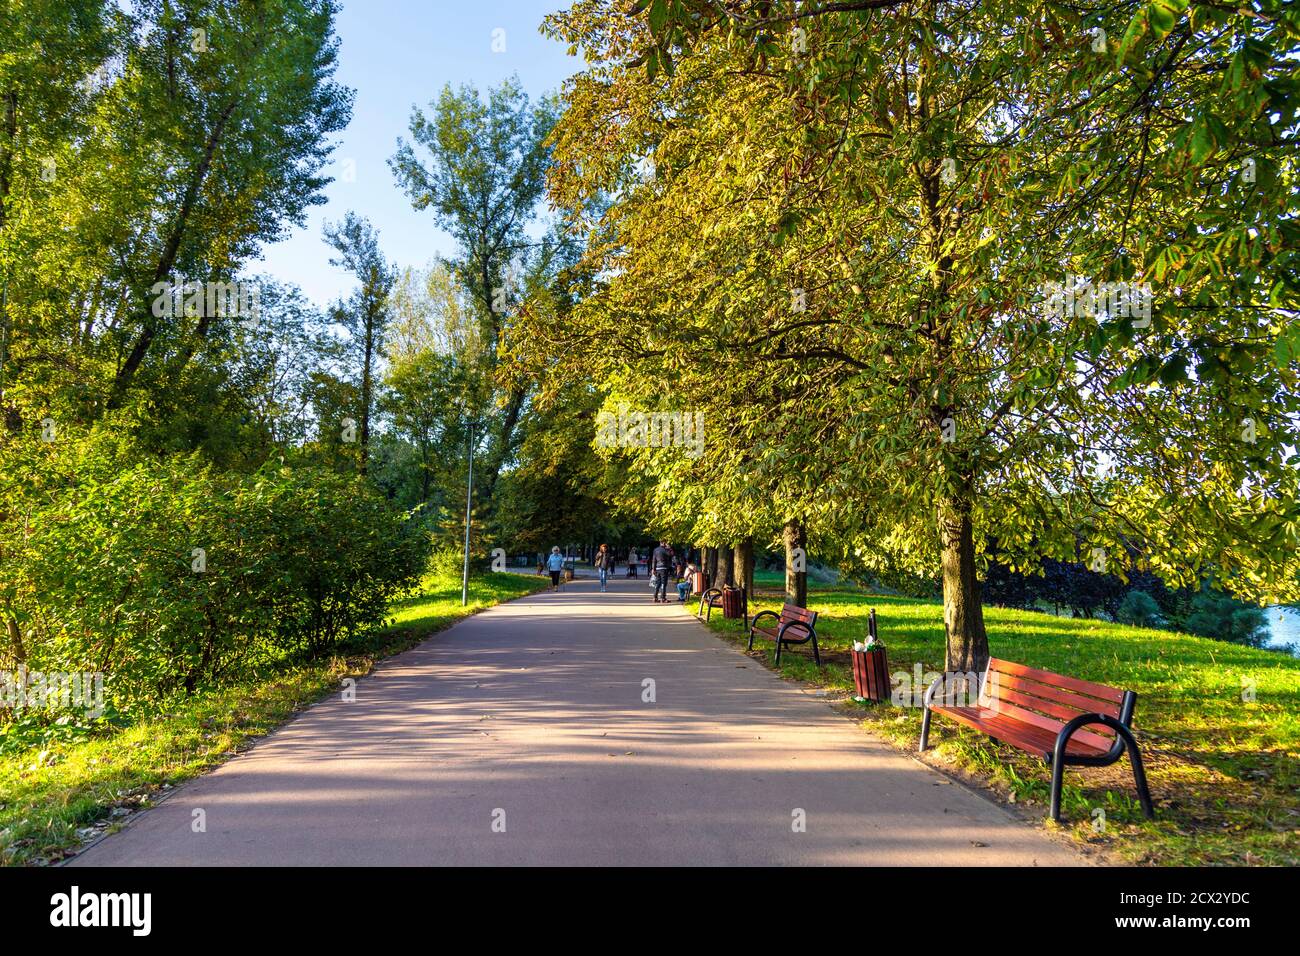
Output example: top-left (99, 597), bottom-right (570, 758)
top-left (426, 545), bottom-right (467, 584)
top-left (1, 426), bottom-right (427, 711)
top-left (1116, 590), bottom-right (1162, 628)
top-left (245, 466), bottom-right (427, 656)
top-left (1184, 589), bottom-right (1269, 648)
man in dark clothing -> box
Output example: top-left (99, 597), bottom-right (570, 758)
top-left (651, 541), bottom-right (674, 603)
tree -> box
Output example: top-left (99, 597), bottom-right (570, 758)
top-left (324, 212), bottom-right (396, 476)
top-left (389, 78), bottom-right (559, 504)
top-left (104, 0), bottom-right (352, 407)
top-left (1184, 587), bottom-right (1269, 647)
top-left (536, 0), bottom-right (1300, 673)
top-left (0, 0), bottom-right (119, 415)
top-left (1117, 590), bottom-right (1161, 628)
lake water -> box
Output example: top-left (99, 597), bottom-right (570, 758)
top-left (1266, 606), bottom-right (1300, 655)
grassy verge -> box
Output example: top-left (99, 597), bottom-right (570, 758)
top-left (701, 588), bottom-right (1299, 865)
top-left (0, 572), bottom-right (546, 866)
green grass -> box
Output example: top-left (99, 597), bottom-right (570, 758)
top-left (704, 588), bottom-right (1300, 866)
top-left (0, 571), bottom-right (546, 866)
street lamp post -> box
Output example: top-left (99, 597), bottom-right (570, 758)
top-left (461, 420), bottom-right (475, 607)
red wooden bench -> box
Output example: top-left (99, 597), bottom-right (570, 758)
top-left (747, 602), bottom-right (820, 666)
top-left (919, 658), bottom-right (1154, 823)
top-left (698, 585), bottom-right (724, 621)
top-left (697, 584), bottom-right (748, 626)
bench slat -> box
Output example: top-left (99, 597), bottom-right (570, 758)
top-left (932, 706), bottom-right (1110, 759)
top-left (989, 658), bottom-right (1125, 704)
top-left (987, 685), bottom-right (1120, 738)
top-left (779, 606), bottom-right (817, 625)
top-left (988, 670), bottom-right (1124, 719)
top-left (979, 697), bottom-right (1117, 751)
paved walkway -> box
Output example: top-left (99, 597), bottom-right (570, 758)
top-left (70, 573), bottom-right (1081, 866)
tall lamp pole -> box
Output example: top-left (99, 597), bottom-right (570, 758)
top-left (461, 420), bottom-right (475, 607)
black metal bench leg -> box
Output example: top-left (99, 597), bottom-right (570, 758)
top-left (774, 638), bottom-right (782, 666)
top-left (1119, 728), bottom-right (1155, 819)
top-left (919, 706), bottom-right (932, 752)
top-left (1049, 757), bottom-right (1066, 822)
top-left (746, 628), bottom-right (755, 652)
top-left (811, 633), bottom-right (821, 666)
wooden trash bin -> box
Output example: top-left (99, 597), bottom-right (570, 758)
top-left (851, 609), bottom-right (890, 702)
top-left (722, 585), bottom-right (746, 620)
top-left (851, 647), bottom-right (890, 701)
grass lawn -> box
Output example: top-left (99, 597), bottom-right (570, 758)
top-left (703, 587), bottom-right (1300, 866)
top-left (0, 572), bottom-right (546, 866)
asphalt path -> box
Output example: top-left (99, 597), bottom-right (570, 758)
top-left (70, 571), bottom-right (1081, 866)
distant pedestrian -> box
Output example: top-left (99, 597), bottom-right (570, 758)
top-left (627, 547), bottom-right (639, 578)
top-left (546, 547), bottom-right (565, 591)
top-left (651, 540), bottom-right (674, 603)
top-left (594, 543), bottom-right (614, 593)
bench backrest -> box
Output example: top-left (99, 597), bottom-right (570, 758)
top-left (779, 603), bottom-right (817, 628)
top-left (980, 658), bottom-right (1132, 752)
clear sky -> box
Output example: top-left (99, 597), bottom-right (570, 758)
top-left (254, 0), bottom-right (579, 307)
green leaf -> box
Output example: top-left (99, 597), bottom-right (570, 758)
top-left (648, 0), bottom-right (669, 35)
top-left (1274, 323), bottom-right (1300, 368)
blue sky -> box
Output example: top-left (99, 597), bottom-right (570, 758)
top-left (254, 0), bottom-right (579, 306)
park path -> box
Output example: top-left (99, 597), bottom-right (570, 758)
top-left (70, 571), bottom-right (1081, 866)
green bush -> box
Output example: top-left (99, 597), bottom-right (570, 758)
top-left (245, 467), bottom-right (428, 657)
top-left (1116, 589), bottom-right (1162, 628)
top-left (426, 545), bottom-right (467, 583)
top-left (1184, 588), bottom-right (1269, 647)
top-left (1, 425), bottom-right (427, 710)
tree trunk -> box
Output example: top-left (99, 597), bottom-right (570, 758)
top-left (109, 102), bottom-right (238, 407)
top-left (704, 546), bottom-right (717, 586)
top-left (359, 313), bottom-right (374, 476)
top-left (784, 518), bottom-right (807, 607)
top-left (734, 538), bottom-right (754, 594)
top-left (4, 611), bottom-right (25, 667)
top-left (478, 383), bottom-right (527, 508)
top-left (937, 492), bottom-right (989, 673)
top-left (715, 544), bottom-right (734, 588)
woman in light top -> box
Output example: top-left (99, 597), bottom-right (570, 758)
top-left (546, 547), bottom-right (565, 591)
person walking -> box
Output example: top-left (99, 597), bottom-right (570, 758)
top-left (651, 540), bottom-right (674, 604)
top-left (594, 543), bottom-right (614, 593)
top-left (545, 546), bottom-right (565, 592)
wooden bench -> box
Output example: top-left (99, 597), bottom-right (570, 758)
top-left (697, 586), bottom-right (724, 620)
top-left (697, 585), bottom-right (748, 624)
top-left (747, 602), bottom-right (820, 666)
top-left (919, 658), bottom-right (1154, 822)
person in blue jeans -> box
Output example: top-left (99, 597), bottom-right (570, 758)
top-left (676, 561), bottom-right (697, 602)
top-left (546, 547), bottom-right (565, 591)
top-left (594, 543), bottom-right (614, 592)
top-left (651, 540), bottom-right (674, 603)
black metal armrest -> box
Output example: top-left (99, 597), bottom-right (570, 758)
top-left (749, 609), bottom-right (778, 634)
top-left (698, 587), bottom-right (723, 616)
top-left (777, 620), bottom-right (813, 642)
top-left (922, 675), bottom-right (946, 711)
top-left (1052, 712), bottom-right (1132, 765)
